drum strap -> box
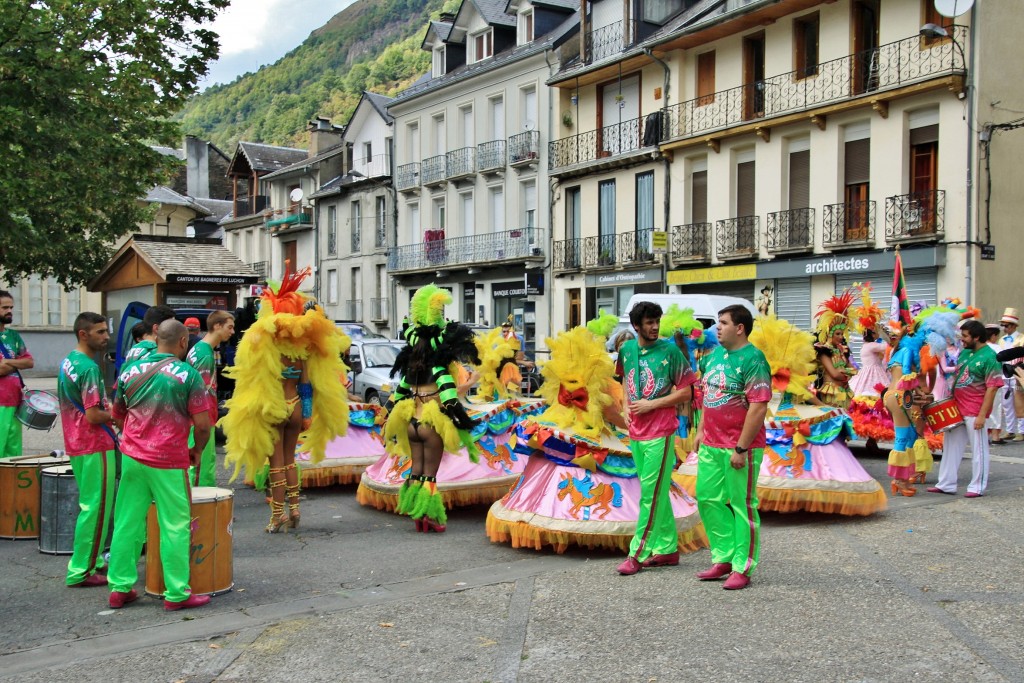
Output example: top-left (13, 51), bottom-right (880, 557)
top-left (0, 338), bottom-right (25, 390)
top-left (123, 358), bottom-right (176, 404)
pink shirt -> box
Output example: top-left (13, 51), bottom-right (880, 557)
top-left (698, 344), bottom-right (772, 449)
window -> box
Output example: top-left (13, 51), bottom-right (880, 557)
top-left (566, 186), bottom-right (581, 240)
top-left (598, 180), bottom-right (616, 264)
top-left (910, 122), bottom-right (939, 234)
top-left (350, 200), bottom-right (361, 253)
top-left (691, 165), bottom-right (708, 224)
top-left (472, 29), bottom-right (494, 63)
top-left (283, 241), bottom-right (297, 276)
top-left (644, 0), bottom-right (684, 24)
top-left (66, 287), bottom-right (80, 324)
top-left (521, 180), bottom-right (537, 229)
top-left (350, 268), bottom-right (361, 320)
top-left (844, 124), bottom-right (871, 240)
top-left (432, 196), bottom-right (446, 231)
top-left (489, 96), bottom-right (504, 140)
top-left (636, 171), bottom-right (655, 232)
top-left (520, 86), bottom-right (537, 131)
top-left (28, 276), bottom-right (42, 326)
top-left (328, 269), bottom-right (338, 304)
top-left (696, 52), bottom-right (715, 106)
top-left (327, 205), bottom-right (337, 255)
top-left (489, 185), bottom-right (505, 233)
top-left (794, 13), bottom-right (819, 79)
top-left (519, 10), bottom-right (534, 44)
top-left (922, 1), bottom-right (952, 47)
top-left (47, 278), bottom-right (61, 326)
top-left (737, 159), bottom-right (756, 217)
top-left (432, 45), bottom-right (446, 77)
top-left (407, 122), bottom-right (419, 161)
top-left (408, 202), bottom-right (421, 241)
top-left (461, 192), bottom-right (475, 237)
top-left (433, 114), bottom-right (445, 155)
top-left (789, 147), bottom-right (810, 209)
top-left (375, 195), bottom-right (388, 248)
top-left (460, 106), bottom-right (474, 147)
top-left (362, 141), bottom-right (372, 164)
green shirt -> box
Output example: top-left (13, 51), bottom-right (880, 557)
top-left (0, 328), bottom-right (30, 407)
top-left (186, 339), bottom-right (217, 413)
top-left (124, 340), bottom-right (157, 366)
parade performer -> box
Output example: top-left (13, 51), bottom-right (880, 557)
top-left (107, 320), bottom-right (212, 611)
top-left (220, 264), bottom-right (349, 532)
top-left (186, 310), bottom-right (234, 486)
top-left (928, 320), bottom-right (1001, 497)
top-left (57, 312), bottom-right (117, 587)
top-left (659, 305), bottom-right (719, 458)
top-left (383, 285), bottom-right (481, 533)
top-left (0, 290), bottom-right (33, 458)
top-left (813, 289), bottom-right (856, 409)
top-left (487, 314), bottom-right (706, 555)
top-left (847, 283), bottom-right (889, 399)
top-left (123, 305), bottom-right (175, 366)
top-left (616, 302), bottom-right (697, 575)
top-left (694, 304), bottom-right (771, 590)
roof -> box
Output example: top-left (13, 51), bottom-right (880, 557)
top-left (151, 145), bottom-right (185, 160)
top-left (261, 142), bottom-right (346, 180)
top-left (231, 141), bottom-right (307, 174)
top-left (506, 0), bottom-right (577, 10)
top-left (88, 234), bottom-right (259, 291)
top-left (191, 198), bottom-right (234, 222)
top-left (465, 0), bottom-right (517, 27)
top-left (364, 91), bottom-right (395, 123)
top-left (144, 186), bottom-right (211, 216)
top-left (425, 20), bottom-right (454, 46)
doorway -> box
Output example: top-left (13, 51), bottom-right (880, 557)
top-left (743, 32), bottom-right (765, 120)
top-left (852, 0), bottom-right (880, 95)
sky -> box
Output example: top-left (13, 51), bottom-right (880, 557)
top-left (200, 0), bottom-right (358, 88)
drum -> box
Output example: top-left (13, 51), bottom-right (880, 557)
top-left (145, 486), bottom-right (234, 598)
top-left (0, 454), bottom-right (69, 539)
top-left (38, 465), bottom-right (78, 555)
top-left (15, 390), bottom-right (59, 431)
top-left (924, 397), bottom-right (963, 434)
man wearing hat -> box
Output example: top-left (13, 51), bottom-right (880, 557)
top-left (184, 317), bottom-right (201, 353)
top-left (997, 308), bottom-right (1023, 441)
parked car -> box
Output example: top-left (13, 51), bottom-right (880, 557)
top-left (348, 339), bottom-right (406, 405)
top-left (336, 321), bottom-right (386, 341)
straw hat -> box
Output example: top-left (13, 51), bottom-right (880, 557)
top-left (1001, 307), bottom-right (1020, 325)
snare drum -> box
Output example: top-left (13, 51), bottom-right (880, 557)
top-left (924, 397), bottom-right (964, 434)
top-left (38, 465), bottom-right (78, 555)
top-left (15, 390), bottom-right (59, 431)
top-left (145, 486), bottom-right (234, 597)
top-left (0, 454), bottom-right (69, 539)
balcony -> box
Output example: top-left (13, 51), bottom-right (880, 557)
top-left (248, 261), bottom-right (268, 282)
top-left (584, 19), bottom-right (634, 64)
top-left (327, 229), bottom-right (337, 255)
top-left (447, 147), bottom-right (476, 180)
top-left (766, 208), bottom-right (814, 254)
top-left (266, 205), bottom-right (312, 231)
top-left (553, 237), bottom-right (583, 272)
top-left (373, 214), bottom-right (388, 249)
top-left (671, 222), bottom-right (711, 264)
top-left (396, 163), bottom-right (420, 192)
top-left (664, 27), bottom-right (967, 143)
top-left (233, 195), bottom-right (269, 218)
top-left (387, 227), bottom-right (546, 274)
top-left (477, 140), bottom-right (506, 174)
top-left (716, 216), bottom-right (759, 260)
top-left (549, 111), bottom-right (661, 173)
top-left (618, 228), bottom-right (657, 265)
top-left (885, 190), bottom-right (945, 244)
top-left (345, 300), bottom-right (363, 321)
top-left (509, 130), bottom-right (540, 167)
top-left (823, 200), bottom-right (876, 249)
top-left (421, 155), bottom-right (447, 186)
top-left (371, 298), bottom-right (388, 322)
top-left (351, 218), bottom-right (362, 253)
top-left (352, 154), bottom-right (391, 179)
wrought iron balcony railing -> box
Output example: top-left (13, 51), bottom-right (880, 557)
top-left (823, 200), bottom-right (876, 248)
top-left (345, 300), bottom-right (363, 321)
top-left (619, 228), bottom-right (657, 265)
top-left (421, 155), bottom-right (447, 186)
top-left (387, 227), bottom-right (546, 273)
top-left (766, 208), bottom-right (815, 253)
top-left (716, 216), bottom-right (759, 260)
top-left (352, 154), bottom-right (391, 179)
top-left (549, 111), bottom-right (661, 170)
top-left (671, 223), bottom-right (711, 264)
top-left (584, 234), bottom-right (618, 267)
top-left (509, 130), bottom-right (540, 166)
top-left (351, 217), bottom-right (362, 253)
top-left (447, 147), bottom-right (476, 180)
top-left (553, 237), bottom-right (583, 272)
top-left (248, 261), bottom-right (268, 281)
top-left (584, 19), bottom-right (634, 63)
top-left (477, 140), bottom-right (506, 173)
top-left (396, 163), bottom-right (420, 192)
top-left (374, 213), bottom-right (388, 249)
top-left (885, 190), bottom-right (945, 243)
top-left (371, 298), bottom-right (388, 321)
top-left (664, 26), bottom-right (967, 141)
top-left (327, 230), bottom-right (337, 255)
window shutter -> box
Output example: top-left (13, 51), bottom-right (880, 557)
top-left (910, 124), bottom-right (939, 146)
top-left (844, 139), bottom-right (870, 185)
top-left (789, 150), bottom-right (810, 209)
top-left (691, 171), bottom-right (707, 223)
top-left (737, 161), bottom-right (756, 216)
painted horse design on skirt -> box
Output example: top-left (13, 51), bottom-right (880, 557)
top-left (556, 472), bottom-right (623, 519)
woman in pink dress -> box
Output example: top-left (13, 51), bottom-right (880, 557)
top-left (848, 328), bottom-right (889, 398)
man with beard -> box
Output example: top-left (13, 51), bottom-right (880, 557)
top-left (57, 312), bottom-right (117, 587)
top-left (0, 291), bottom-right (34, 458)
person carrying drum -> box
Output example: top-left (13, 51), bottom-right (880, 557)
top-left (928, 320), bottom-right (1002, 498)
top-left (123, 305), bottom-right (176, 366)
top-left (186, 310), bottom-right (234, 487)
top-left (106, 319), bottom-right (212, 611)
top-left (0, 290), bottom-right (33, 458)
top-left (57, 312), bottom-right (117, 587)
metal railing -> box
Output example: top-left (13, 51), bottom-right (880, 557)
top-left (664, 26), bottom-right (967, 141)
top-left (885, 190), bottom-right (945, 243)
top-left (374, 213), bottom-right (388, 249)
top-left (670, 222), bottom-right (711, 263)
top-left (345, 300), bottom-right (363, 321)
top-left (350, 217), bottom-right (362, 253)
top-left (509, 130), bottom-right (540, 165)
top-left (553, 237), bottom-right (583, 272)
top-left (549, 111), bottom-right (661, 169)
top-left (823, 200), bottom-right (875, 247)
top-left (248, 261), bottom-right (268, 281)
top-left (585, 234), bottom-right (618, 267)
top-left (447, 147), bottom-right (476, 179)
top-left (371, 298), bottom-right (388, 321)
top-left (266, 204), bottom-right (312, 229)
top-left (396, 163), bottom-right (420, 191)
top-left (352, 154), bottom-right (391, 179)
top-left (584, 19), bottom-right (634, 63)
top-left (477, 139), bottom-right (505, 172)
top-left (234, 195), bottom-right (269, 218)
top-left (619, 228), bottom-right (657, 264)
top-left (387, 227), bottom-right (546, 273)
top-left (422, 155), bottom-right (447, 186)
top-left (716, 216), bottom-right (759, 259)
top-left (766, 208), bottom-right (815, 253)
top-left (327, 229), bottom-right (337, 255)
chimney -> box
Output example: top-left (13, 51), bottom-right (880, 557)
top-left (185, 135), bottom-right (210, 199)
top-left (438, 12), bottom-right (456, 23)
top-left (307, 116), bottom-right (343, 156)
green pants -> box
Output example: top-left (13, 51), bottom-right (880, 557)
top-left (108, 455), bottom-right (194, 602)
top-left (66, 450), bottom-right (116, 585)
top-left (628, 435), bottom-right (678, 560)
top-left (695, 445), bottom-right (764, 576)
top-left (187, 425), bottom-right (217, 487)
top-left (0, 406), bottom-right (22, 458)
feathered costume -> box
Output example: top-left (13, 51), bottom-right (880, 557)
top-left (658, 305), bottom-right (716, 456)
top-left (813, 289), bottom-right (856, 408)
top-left (677, 315), bottom-right (886, 516)
top-left (474, 326), bottom-right (522, 401)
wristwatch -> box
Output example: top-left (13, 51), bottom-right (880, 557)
top-left (734, 445), bottom-right (749, 455)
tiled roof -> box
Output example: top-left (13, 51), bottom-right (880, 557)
top-left (525, 0), bottom-right (578, 9)
top-left (235, 141), bottom-right (307, 173)
top-left (427, 20), bottom-right (453, 43)
top-left (364, 91), bottom-right (395, 123)
top-left (471, 0), bottom-right (517, 27)
top-left (262, 142), bottom-right (346, 180)
top-left (144, 186), bottom-right (211, 215)
top-left (131, 235), bottom-right (257, 278)
top-left (192, 198), bottom-right (234, 222)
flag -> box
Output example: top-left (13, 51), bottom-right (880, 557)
top-left (890, 248), bottom-right (912, 326)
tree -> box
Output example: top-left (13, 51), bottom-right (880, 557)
top-left (0, 0), bottom-right (229, 286)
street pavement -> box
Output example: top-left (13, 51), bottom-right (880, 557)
top-left (2, 377), bottom-right (1024, 682)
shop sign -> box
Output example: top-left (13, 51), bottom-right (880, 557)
top-left (756, 246), bottom-right (944, 279)
top-left (667, 264), bottom-right (756, 286)
top-left (585, 267), bottom-right (662, 287)
top-left (166, 273), bottom-right (257, 285)
top-left (493, 281), bottom-right (527, 298)
top-left (651, 230), bottom-right (668, 254)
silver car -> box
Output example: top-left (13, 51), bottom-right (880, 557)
top-left (349, 339), bottom-right (405, 405)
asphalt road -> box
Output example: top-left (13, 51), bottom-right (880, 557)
top-left (3, 377), bottom-right (1024, 682)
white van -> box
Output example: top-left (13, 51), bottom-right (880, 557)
top-left (606, 293), bottom-right (757, 351)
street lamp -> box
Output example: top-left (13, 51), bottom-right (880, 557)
top-left (919, 23), bottom-right (966, 82)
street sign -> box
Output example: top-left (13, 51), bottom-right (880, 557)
top-left (651, 230), bottom-right (668, 254)
top-left (981, 244), bottom-right (995, 261)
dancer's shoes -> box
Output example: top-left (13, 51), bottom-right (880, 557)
top-left (422, 517), bottom-right (446, 533)
top-left (71, 573), bottom-right (108, 587)
top-left (617, 556), bottom-right (642, 576)
top-left (164, 594), bottom-right (211, 611)
top-left (109, 590), bottom-right (138, 609)
top-left (696, 563), bottom-right (733, 581)
top-left (722, 572), bottom-right (751, 590)
top-left (640, 552), bottom-right (680, 568)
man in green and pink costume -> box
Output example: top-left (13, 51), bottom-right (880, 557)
top-left (186, 310), bottom-right (235, 486)
top-left (57, 312), bottom-right (118, 587)
top-left (616, 301), bottom-right (696, 575)
top-left (694, 304), bottom-right (772, 590)
top-left (106, 320), bottom-right (213, 611)
top-left (0, 290), bottom-right (33, 458)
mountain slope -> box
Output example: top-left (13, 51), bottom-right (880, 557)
top-left (179, 0), bottom-right (457, 150)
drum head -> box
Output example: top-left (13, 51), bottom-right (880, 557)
top-left (191, 486), bottom-right (233, 502)
top-left (26, 391), bottom-right (59, 412)
top-left (41, 465), bottom-right (74, 476)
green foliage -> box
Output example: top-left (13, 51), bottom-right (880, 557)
top-left (0, 0), bottom-right (229, 286)
top-left (178, 0), bottom-right (443, 150)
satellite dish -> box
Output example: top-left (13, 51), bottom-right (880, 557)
top-left (289, 188), bottom-right (304, 203)
top-left (934, 0), bottom-right (974, 18)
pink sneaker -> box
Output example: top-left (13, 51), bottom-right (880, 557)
top-left (617, 556), bottom-right (642, 575)
top-left (164, 594), bottom-right (211, 611)
top-left (723, 572), bottom-right (751, 590)
top-left (695, 563), bottom-right (732, 581)
top-left (640, 552), bottom-right (680, 568)
top-left (109, 589), bottom-right (138, 609)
